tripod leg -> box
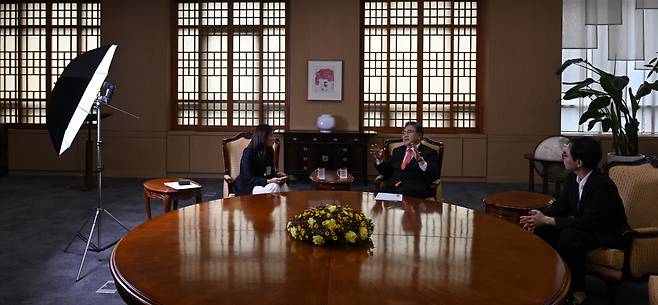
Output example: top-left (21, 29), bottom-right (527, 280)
top-left (103, 209), bottom-right (130, 231)
top-left (76, 208), bottom-right (100, 281)
top-left (97, 208), bottom-right (102, 250)
top-left (64, 215), bottom-right (92, 253)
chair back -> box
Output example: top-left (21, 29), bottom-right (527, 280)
top-left (222, 132), bottom-right (281, 180)
top-left (608, 162), bottom-right (658, 229)
top-left (383, 137), bottom-right (444, 177)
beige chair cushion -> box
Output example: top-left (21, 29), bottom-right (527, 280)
top-left (586, 263), bottom-right (623, 281)
top-left (609, 163), bottom-right (658, 229)
top-left (587, 248), bottom-right (625, 270)
top-left (650, 275), bottom-right (658, 305)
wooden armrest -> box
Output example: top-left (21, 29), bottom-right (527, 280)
top-left (374, 175), bottom-right (385, 183)
top-left (276, 171), bottom-right (287, 177)
top-left (430, 178), bottom-right (442, 187)
top-left (223, 175), bottom-right (234, 183)
top-left (623, 227), bottom-right (658, 239)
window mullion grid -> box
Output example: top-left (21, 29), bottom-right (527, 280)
top-left (227, 1), bottom-right (234, 128)
top-left (258, 1), bottom-right (264, 125)
top-left (416, 0), bottom-right (423, 124)
top-left (448, 0), bottom-right (455, 129)
top-left (196, 4), bottom-right (203, 128)
top-left (14, 4), bottom-right (23, 125)
top-left (77, 0), bottom-right (82, 54)
top-left (45, 2), bottom-right (52, 115)
top-left (385, 0), bottom-right (391, 129)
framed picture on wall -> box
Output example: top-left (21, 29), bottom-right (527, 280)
top-left (307, 60), bottom-right (343, 101)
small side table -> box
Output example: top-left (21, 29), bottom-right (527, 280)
top-left (483, 191), bottom-right (555, 226)
top-left (309, 170), bottom-right (354, 191)
top-left (143, 177), bottom-right (203, 219)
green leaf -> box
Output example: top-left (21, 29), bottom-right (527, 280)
top-left (600, 74), bottom-right (623, 101)
top-left (636, 80), bottom-right (658, 99)
top-left (579, 109), bottom-right (604, 125)
top-left (609, 75), bottom-right (630, 91)
top-left (629, 88), bottom-right (639, 115)
top-left (650, 57), bottom-right (657, 65)
top-left (602, 118), bottom-right (612, 132)
top-left (562, 78), bottom-right (595, 86)
top-left (587, 96), bottom-right (611, 110)
top-left (562, 78), bottom-right (597, 100)
top-left (557, 58), bottom-right (585, 74)
top-left (563, 88), bottom-right (603, 100)
top-left (587, 119), bottom-right (601, 131)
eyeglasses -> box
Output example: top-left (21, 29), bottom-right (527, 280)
top-left (402, 130), bottom-right (416, 135)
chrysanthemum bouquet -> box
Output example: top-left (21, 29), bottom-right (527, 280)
top-left (286, 204), bottom-right (374, 246)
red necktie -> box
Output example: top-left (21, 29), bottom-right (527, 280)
top-left (401, 148), bottom-right (413, 170)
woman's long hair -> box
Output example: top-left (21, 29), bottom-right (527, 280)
top-left (249, 124), bottom-right (274, 160)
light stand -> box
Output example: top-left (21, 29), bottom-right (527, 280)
top-left (64, 84), bottom-right (137, 281)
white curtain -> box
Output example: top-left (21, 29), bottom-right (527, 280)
top-left (561, 0), bottom-right (658, 134)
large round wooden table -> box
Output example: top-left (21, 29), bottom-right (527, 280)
top-left (111, 191), bottom-right (570, 305)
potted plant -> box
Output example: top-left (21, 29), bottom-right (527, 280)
top-left (557, 54), bottom-right (658, 161)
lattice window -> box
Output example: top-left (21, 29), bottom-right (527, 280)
top-left (0, 1), bottom-right (100, 126)
top-left (362, 0), bottom-right (478, 132)
top-left (176, 0), bottom-right (287, 130)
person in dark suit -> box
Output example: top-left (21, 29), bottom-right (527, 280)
top-left (520, 137), bottom-right (629, 305)
top-left (368, 122), bottom-right (439, 198)
top-left (234, 124), bottom-right (288, 196)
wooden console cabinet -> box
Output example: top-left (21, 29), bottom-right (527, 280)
top-left (283, 132), bottom-right (370, 183)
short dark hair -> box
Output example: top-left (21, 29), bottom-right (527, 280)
top-left (569, 137), bottom-right (602, 170)
top-left (404, 121), bottom-right (424, 137)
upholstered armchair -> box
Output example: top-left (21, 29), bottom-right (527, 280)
top-left (585, 161), bottom-right (658, 303)
top-left (222, 133), bottom-right (282, 198)
top-left (650, 275), bottom-right (658, 305)
top-left (374, 138), bottom-right (444, 201)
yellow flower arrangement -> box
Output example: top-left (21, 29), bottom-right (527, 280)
top-left (287, 204), bottom-right (374, 246)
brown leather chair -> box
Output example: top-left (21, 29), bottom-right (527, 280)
top-left (374, 137), bottom-right (444, 201)
top-left (585, 161), bottom-right (658, 303)
top-left (222, 132), bottom-right (283, 198)
top-left (650, 275), bottom-right (658, 305)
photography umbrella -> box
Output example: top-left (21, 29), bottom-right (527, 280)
top-left (48, 44), bottom-right (131, 281)
top-left (47, 44), bottom-right (116, 155)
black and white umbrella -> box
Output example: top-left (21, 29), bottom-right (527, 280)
top-left (47, 44), bottom-right (117, 155)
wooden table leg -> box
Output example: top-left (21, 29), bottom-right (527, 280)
top-left (143, 190), bottom-right (152, 219)
top-left (164, 196), bottom-right (171, 213)
top-left (195, 192), bottom-right (202, 203)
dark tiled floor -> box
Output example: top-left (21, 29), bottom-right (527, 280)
top-left (0, 175), bottom-right (648, 305)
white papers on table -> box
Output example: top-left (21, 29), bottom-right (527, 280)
top-left (374, 192), bottom-right (403, 201)
top-left (164, 181), bottom-right (201, 190)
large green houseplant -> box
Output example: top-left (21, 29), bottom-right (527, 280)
top-left (558, 55), bottom-right (658, 156)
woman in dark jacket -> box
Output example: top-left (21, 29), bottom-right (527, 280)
top-left (233, 124), bottom-right (288, 196)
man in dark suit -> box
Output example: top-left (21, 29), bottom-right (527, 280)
top-left (369, 122), bottom-right (439, 198)
top-left (520, 137), bottom-right (629, 305)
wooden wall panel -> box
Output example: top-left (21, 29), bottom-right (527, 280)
top-left (167, 135), bottom-right (189, 173)
top-left (463, 138), bottom-right (487, 177)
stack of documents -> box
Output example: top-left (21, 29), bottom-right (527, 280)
top-left (374, 192), bottom-right (403, 201)
top-left (164, 181), bottom-right (201, 190)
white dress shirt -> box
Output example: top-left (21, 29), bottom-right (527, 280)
top-left (576, 170), bottom-right (593, 201)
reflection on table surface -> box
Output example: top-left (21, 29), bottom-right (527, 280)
top-left (112, 191), bottom-right (569, 305)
